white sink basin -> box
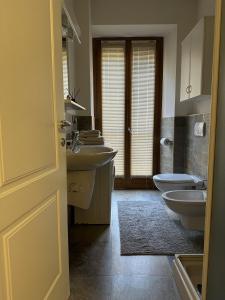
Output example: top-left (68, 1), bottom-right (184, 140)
top-left (67, 145), bottom-right (117, 171)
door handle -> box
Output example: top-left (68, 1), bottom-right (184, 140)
top-left (59, 120), bottom-right (72, 129)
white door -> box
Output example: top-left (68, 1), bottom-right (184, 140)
top-left (0, 1), bottom-right (70, 299)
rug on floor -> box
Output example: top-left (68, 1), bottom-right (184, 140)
top-left (118, 200), bottom-right (204, 255)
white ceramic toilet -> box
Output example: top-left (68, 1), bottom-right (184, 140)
top-left (162, 190), bottom-right (206, 230)
top-left (153, 173), bottom-right (204, 192)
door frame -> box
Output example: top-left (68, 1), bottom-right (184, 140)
top-left (93, 37), bottom-right (163, 189)
top-left (202, 0), bottom-right (223, 298)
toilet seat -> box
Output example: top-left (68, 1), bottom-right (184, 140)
top-left (153, 173), bottom-right (202, 184)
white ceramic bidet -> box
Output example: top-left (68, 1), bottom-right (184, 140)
top-left (153, 173), bottom-right (204, 192)
top-left (162, 190), bottom-right (206, 230)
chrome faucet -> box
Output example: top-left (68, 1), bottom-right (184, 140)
top-left (71, 131), bottom-right (82, 153)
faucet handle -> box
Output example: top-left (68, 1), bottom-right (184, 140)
top-left (71, 130), bottom-right (79, 139)
top-left (60, 120), bottom-right (72, 129)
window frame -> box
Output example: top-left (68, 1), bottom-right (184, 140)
top-left (93, 37), bottom-right (163, 189)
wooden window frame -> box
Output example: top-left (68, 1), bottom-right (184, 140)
top-left (93, 37), bottom-right (163, 189)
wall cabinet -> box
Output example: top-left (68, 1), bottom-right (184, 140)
top-left (180, 17), bottom-right (214, 102)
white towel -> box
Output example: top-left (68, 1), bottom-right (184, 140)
top-left (79, 130), bottom-right (100, 138)
top-left (79, 136), bottom-right (104, 145)
top-left (79, 136), bottom-right (103, 141)
top-left (81, 140), bottom-right (104, 145)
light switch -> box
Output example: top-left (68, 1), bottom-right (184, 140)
top-left (194, 122), bottom-right (205, 137)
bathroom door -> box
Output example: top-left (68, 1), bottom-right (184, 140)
top-left (0, 1), bottom-right (70, 299)
top-left (93, 38), bottom-right (163, 189)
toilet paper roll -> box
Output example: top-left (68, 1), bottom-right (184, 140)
top-left (160, 138), bottom-right (173, 146)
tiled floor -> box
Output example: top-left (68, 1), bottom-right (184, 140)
top-left (69, 190), bottom-right (181, 300)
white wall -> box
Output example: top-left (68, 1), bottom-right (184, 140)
top-left (91, 0), bottom-right (198, 117)
top-left (91, 0), bottom-right (196, 26)
top-left (71, 0), bottom-right (215, 118)
top-left (198, 0), bottom-right (215, 19)
top-left (71, 0), bottom-right (93, 116)
top-left (162, 29), bottom-right (177, 118)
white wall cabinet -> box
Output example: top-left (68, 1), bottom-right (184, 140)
top-left (180, 17), bottom-right (214, 102)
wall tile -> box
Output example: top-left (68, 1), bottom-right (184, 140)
top-left (160, 118), bottom-right (175, 173)
top-left (160, 113), bottom-right (210, 179)
top-left (184, 113), bottom-right (210, 179)
top-left (77, 116), bottom-right (93, 131)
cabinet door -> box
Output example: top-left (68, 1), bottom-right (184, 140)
top-left (180, 34), bottom-right (191, 101)
top-left (190, 19), bottom-right (204, 98)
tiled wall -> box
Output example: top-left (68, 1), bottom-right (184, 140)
top-left (65, 114), bottom-right (93, 139)
top-left (77, 116), bottom-right (93, 131)
top-left (160, 118), bottom-right (174, 173)
top-left (183, 113), bottom-right (210, 179)
top-left (160, 113), bottom-right (210, 179)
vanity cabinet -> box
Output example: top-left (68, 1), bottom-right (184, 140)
top-left (180, 17), bottom-right (214, 101)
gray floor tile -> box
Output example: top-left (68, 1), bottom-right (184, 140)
top-left (69, 276), bottom-right (113, 300)
top-left (69, 190), bottom-right (181, 299)
top-left (112, 275), bottom-right (180, 300)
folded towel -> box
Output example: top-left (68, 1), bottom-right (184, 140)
top-left (79, 136), bottom-right (104, 145)
top-left (79, 136), bottom-right (103, 142)
top-left (79, 130), bottom-right (100, 138)
top-left (81, 140), bottom-right (104, 145)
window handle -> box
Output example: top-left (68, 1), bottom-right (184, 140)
top-left (128, 127), bottom-right (133, 135)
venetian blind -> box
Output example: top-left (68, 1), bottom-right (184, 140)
top-left (101, 41), bottom-right (125, 176)
top-left (131, 40), bottom-right (156, 176)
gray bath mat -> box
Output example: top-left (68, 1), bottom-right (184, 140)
top-left (118, 200), bottom-right (204, 255)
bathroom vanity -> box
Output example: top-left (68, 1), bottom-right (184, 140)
top-left (67, 145), bottom-right (117, 224)
top-left (75, 161), bottom-right (114, 224)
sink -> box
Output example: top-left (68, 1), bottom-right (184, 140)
top-left (67, 145), bottom-right (117, 171)
top-left (67, 145), bottom-right (117, 209)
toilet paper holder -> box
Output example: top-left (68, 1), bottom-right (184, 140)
top-left (160, 138), bottom-right (173, 146)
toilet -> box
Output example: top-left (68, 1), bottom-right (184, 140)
top-left (153, 173), bottom-right (204, 192)
top-left (162, 190), bottom-right (206, 230)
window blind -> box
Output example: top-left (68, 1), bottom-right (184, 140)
top-left (101, 41), bottom-right (125, 176)
top-left (131, 40), bottom-right (156, 176)
top-left (62, 43), bottom-right (69, 99)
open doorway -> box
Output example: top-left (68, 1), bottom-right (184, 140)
top-left (66, 0), bottom-right (217, 299)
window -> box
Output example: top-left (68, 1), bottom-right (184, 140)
top-left (93, 38), bottom-right (163, 189)
top-left (62, 39), bottom-right (69, 99)
top-left (101, 41), bottom-right (125, 176)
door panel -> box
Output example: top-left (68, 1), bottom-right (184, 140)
top-left (180, 35), bottom-right (191, 101)
top-left (101, 41), bottom-right (126, 176)
top-left (1, 195), bottom-right (60, 300)
top-left (0, 0), bottom-right (70, 299)
top-left (131, 40), bottom-right (156, 177)
top-left (190, 19), bottom-right (204, 98)
top-left (0, 0), bottom-right (57, 184)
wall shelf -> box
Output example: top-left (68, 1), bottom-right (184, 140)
top-left (64, 99), bottom-right (86, 114)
